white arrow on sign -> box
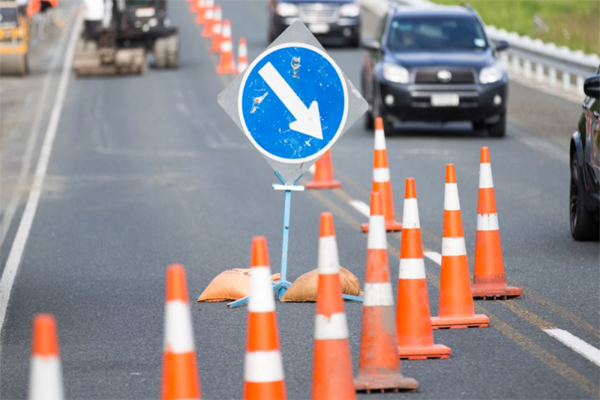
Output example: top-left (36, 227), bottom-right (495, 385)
top-left (258, 62), bottom-right (323, 140)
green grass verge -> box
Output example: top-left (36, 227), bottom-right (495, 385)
top-left (432, 0), bottom-right (599, 55)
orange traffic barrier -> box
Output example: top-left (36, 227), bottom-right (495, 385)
top-left (200, 0), bottom-right (214, 38)
top-left (431, 165), bottom-right (489, 329)
top-left (195, 0), bottom-right (206, 25)
top-left (243, 237), bottom-right (286, 400)
top-left (216, 20), bottom-right (236, 75)
top-left (396, 178), bottom-right (451, 360)
top-left (355, 192), bottom-right (419, 393)
top-left (312, 213), bottom-right (355, 400)
top-left (29, 314), bottom-right (64, 400)
top-left (306, 150), bottom-right (342, 190)
top-left (472, 147), bottom-right (523, 299)
top-left (209, 5), bottom-right (222, 54)
top-left (161, 265), bottom-right (201, 400)
top-left (237, 37), bottom-right (249, 75)
top-left (362, 118), bottom-right (401, 232)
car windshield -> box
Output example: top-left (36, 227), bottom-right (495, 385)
top-left (0, 8), bottom-right (19, 27)
top-left (387, 16), bottom-right (488, 52)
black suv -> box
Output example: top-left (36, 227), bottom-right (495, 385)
top-left (361, 6), bottom-right (509, 136)
top-left (268, 0), bottom-right (361, 46)
top-left (569, 69), bottom-right (600, 241)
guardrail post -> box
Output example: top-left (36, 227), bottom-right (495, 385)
top-left (500, 52), bottom-right (509, 68)
top-left (511, 54), bottom-right (520, 73)
top-left (562, 71), bottom-right (571, 91)
top-left (549, 67), bottom-right (557, 87)
top-left (576, 76), bottom-right (585, 95)
top-left (536, 64), bottom-right (544, 82)
top-left (524, 59), bottom-right (532, 78)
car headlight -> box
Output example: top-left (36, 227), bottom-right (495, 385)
top-left (383, 63), bottom-right (409, 84)
top-left (339, 4), bottom-right (360, 17)
top-left (275, 3), bottom-right (299, 17)
top-left (479, 64), bottom-right (504, 84)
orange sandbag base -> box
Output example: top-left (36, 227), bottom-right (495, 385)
top-left (197, 268), bottom-right (281, 302)
top-left (281, 267), bottom-right (361, 302)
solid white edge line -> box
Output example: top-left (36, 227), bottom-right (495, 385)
top-left (423, 251), bottom-right (442, 266)
top-left (0, 12), bottom-right (83, 338)
top-left (349, 200), bottom-right (370, 217)
top-left (543, 329), bottom-right (600, 367)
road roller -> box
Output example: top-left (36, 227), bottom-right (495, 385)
top-left (0, 1), bottom-right (30, 76)
top-left (73, 0), bottom-right (179, 77)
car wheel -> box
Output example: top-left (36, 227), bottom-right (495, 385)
top-left (488, 114), bottom-right (506, 137)
top-left (363, 108), bottom-right (374, 130)
top-left (570, 156), bottom-right (600, 241)
top-left (374, 94), bottom-right (394, 134)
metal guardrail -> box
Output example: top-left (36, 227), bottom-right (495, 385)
top-left (361, 0), bottom-right (600, 95)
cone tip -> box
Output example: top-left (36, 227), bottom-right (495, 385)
top-left (446, 164), bottom-right (456, 183)
top-left (375, 117), bottom-right (384, 131)
top-left (251, 236), bottom-right (270, 267)
top-left (405, 178), bottom-right (417, 199)
top-left (32, 314), bottom-right (59, 357)
top-left (319, 212), bottom-right (335, 237)
top-left (370, 191), bottom-right (384, 216)
top-left (166, 264), bottom-right (189, 303)
top-left (481, 146), bottom-right (490, 163)
top-left (239, 36), bottom-right (246, 44)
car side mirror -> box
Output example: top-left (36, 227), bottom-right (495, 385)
top-left (584, 75), bottom-right (600, 99)
top-left (361, 38), bottom-right (382, 52)
top-left (494, 40), bottom-right (509, 52)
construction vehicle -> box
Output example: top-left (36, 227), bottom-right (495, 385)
top-left (73, 0), bottom-right (179, 77)
top-left (0, 0), bottom-right (58, 76)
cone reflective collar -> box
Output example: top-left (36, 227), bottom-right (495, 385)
top-left (431, 165), bottom-right (489, 329)
top-left (355, 192), bottom-right (418, 393)
top-left (216, 20), bottom-right (236, 75)
top-left (313, 213), bottom-right (355, 400)
top-left (396, 179), bottom-right (451, 360)
top-left (362, 118), bottom-right (402, 233)
top-left (237, 37), bottom-right (249, 75)
top-left (29, 314), bottom-right (64, 400)
top-left (209, 5), bottom-right (222, 54)
top-left (162, 265), bottom-right (201, 400)
top-left (472, 147), bottom-right (522, 299)
top-left (244, 237), bottom-right (286, 400)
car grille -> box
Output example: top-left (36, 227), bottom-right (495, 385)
top-left (414, 69), bottom-right (475, 84)
top-left (298, 3), bottom-right (339, 23)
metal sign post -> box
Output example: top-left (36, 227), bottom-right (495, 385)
top-left (218, 21), bottom-right (368, 307)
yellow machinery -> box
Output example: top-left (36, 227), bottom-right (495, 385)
top-left (0, 1), bottom-right (30, 76)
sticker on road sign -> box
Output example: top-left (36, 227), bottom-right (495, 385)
top-left (238, 43), bottom-right (348, 163)
top-left (218, 21), bottom-right (367, 184)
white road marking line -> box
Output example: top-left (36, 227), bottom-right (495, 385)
top-left (0, 9), bottom-right (73, 247)
top-left (423, 251), bottom-right (442, 265)
top-left (544, 329), bottom-right (600, 367)
top-left (349, 200), bottom-right (370, 217)
top-left (0, 13), bottom-right (82, 336)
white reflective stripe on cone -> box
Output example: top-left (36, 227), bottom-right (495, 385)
top-left (204, 9), bottom-right (213, 19)
top-left (314, 312), bottom-right (349, 340)
top-left (317, 236), bottom-right (340, 275)
top-left (444, 183), bottom-right (461, 211)
top-left (402, 199), bottom-right (420, 229)
top-left (372, 168), bottom-right (390, 183)
top-left (374, 129), bottom-right (386, 150)
top-left (248, 267), bottom-right (276, 313)
top-left (221, 41), bottom-right (232, 52)
top-left (222, 24), bottom-right (231, 38)
top-left (363, 283), bottom-right (394, 306)
top-left (244, 351), bottom-right (285, 382)
top-left (477, 213), bottom-right (499, 231)
top-left (213, 24), bottom-right (221, 34)
top-left (164, 301), bottom-right (195, 353)
top-left (441, 237), bottom-right (467, 256)
top-left (239, 46), bottom-right (247, 57)
top-left (479, 163), bottom-right (494, 189)
top-left (399, 258), bottom-right (426, 280)
top-left (29, 357), bottom-right (64, 400)
top-left (367, 215), bottom-right (386, 250)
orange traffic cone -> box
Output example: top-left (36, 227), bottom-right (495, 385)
top-left (396, 178), bottom-right (451, 360)
top-left (355, 192), bottom-right (419, 393)
top-left (209, 5), bottom-right (222, 54)
top-left (29, 314), bottom-right (64, 400)
top-left (361, 118), bottom-right (402, 232)
top-left (189, 0), bottom-right (198, 14)
top-left (161, 265), bottom-right (201, 400)
top-left (431, 164), bottom-right (489, 329)
top-left (216, 20), bottom-right (236, 74)
top-left (200, 0), bottom-right (214, 38)
top-left (471, 147), bottom-right (522, 300)
top-left (195, 0), bottom-right (206, 25)
top-left (312, 213), bottom-right (355, 400)
top-left (237, 37), bottom-right (249, 75)
top-left (306, 150), bottom-right (342, 189)
top-left (243, 237), bottom-right (286, 400)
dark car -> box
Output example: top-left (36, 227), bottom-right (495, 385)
top-left (569, 69), bottom-right (600, 241)
top-left (268, 0), bottom-right (361, 46)
top-left (361, 6), bottom-right (509, 136)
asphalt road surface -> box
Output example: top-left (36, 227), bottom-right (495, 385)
top-left (1, 1), bottom-right (598, 399)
